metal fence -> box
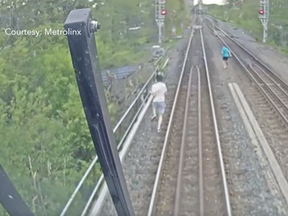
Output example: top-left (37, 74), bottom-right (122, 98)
top-left (101, 65), bottom-right (140, 87)
top-left (59, 64), bottom-right (160, 216)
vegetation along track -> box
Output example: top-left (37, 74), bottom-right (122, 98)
top-left (205, 17), bottom-right (288, 205)
top-left (147, 22), bottom-right (232, 216)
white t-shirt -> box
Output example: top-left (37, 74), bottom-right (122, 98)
top-left (151, 82), bottom-right (167, 102)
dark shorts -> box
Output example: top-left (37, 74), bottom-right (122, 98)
top-left (222, 56), bottom-right (229, 61)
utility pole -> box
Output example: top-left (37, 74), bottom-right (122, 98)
top-left (155, 0), bottom-right (166, 44)
top-left (258, 0), bottom-right (269, 43)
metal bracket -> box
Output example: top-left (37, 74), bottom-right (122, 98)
top-left (64, 8), bottom-right (135, 216)
top-left (156, 19), bottom-right (164, 26)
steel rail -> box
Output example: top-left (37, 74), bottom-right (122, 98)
top-left (147, 27), bottom-right (195, 216)
top-left (173, 66), bottom-right (202, 216)
top-left (200, 26), bottom-right (232, 216)
top-left (176, 65), bottom-right (203, 215)
top-left (204, 19), bottom-right (288, 125)
top-left (196, 65), bottom-right (204, 216)
top-left (248, 64), bottom-right (288, 123)
top-left (250, 63), bottom-right (288, 99)
top-left (173, 67), bottom-right (193, 216)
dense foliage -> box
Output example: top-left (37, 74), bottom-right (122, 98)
top-left (207, 0), bottom-right (288, 53)
top-left (0, 0), bottom-right (188, 215)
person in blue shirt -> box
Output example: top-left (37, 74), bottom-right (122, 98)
top-left (221, 46), bottom-right (232, 69)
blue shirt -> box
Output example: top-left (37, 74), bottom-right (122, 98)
top-left (222, 47), bottom-right (229, 58)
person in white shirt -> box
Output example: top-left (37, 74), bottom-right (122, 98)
top-left (150, 73), bottom-right (167, 132)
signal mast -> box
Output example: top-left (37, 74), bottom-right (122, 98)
top-left (155, 0), bottom-right (167, 44)
top-left (258, 0), bottom-right (269, 43)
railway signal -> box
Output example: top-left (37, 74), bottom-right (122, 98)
top-left (258, 9), bottom-right (264, 15)
top-left (161, 9), bottom-right (167, 15)
top-left (155, 0), bottom-right (166, 44)
top-left (258, 0), bottom-right (269, 43)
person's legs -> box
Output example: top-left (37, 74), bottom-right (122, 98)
top-left (151, 102), bottom-right (157, 121)
top-left (157, 101), bottom-right (166, 132)
top-left (157, 115), bottom-right (163, 132)
top-left (222, 57), bottom-right (228, 68)
top-left (222, 57), bottom-right (226, 68)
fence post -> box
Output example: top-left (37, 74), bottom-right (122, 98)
top-left (64, 8), bottom-right (135, 216)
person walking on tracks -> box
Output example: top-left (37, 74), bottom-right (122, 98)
top-left (150, 73), bottom-right (167, 133)
top-left (221, 46), bottom-right (232, 69)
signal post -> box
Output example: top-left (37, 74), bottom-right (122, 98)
top-left (258, 0), bottom-right (269, 43)
top-left (155, 0), bottom-right (167, 44)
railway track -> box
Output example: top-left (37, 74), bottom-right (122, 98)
top-left (248, 63), bottom-right (288, 122)
top-left (205, 17), bottom-right (288, 125)
top-left (204, 17), bottom-right (288, 208)
top-left (147, 20), bottom-right (231, 216)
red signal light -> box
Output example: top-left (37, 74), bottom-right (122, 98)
top-left (161, 10), bottom-right (167, 15)
top-left (259, 9), bottom-right (264, 15)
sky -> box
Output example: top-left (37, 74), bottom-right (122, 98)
top-left (194, 0), bottom-right (225, 5)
